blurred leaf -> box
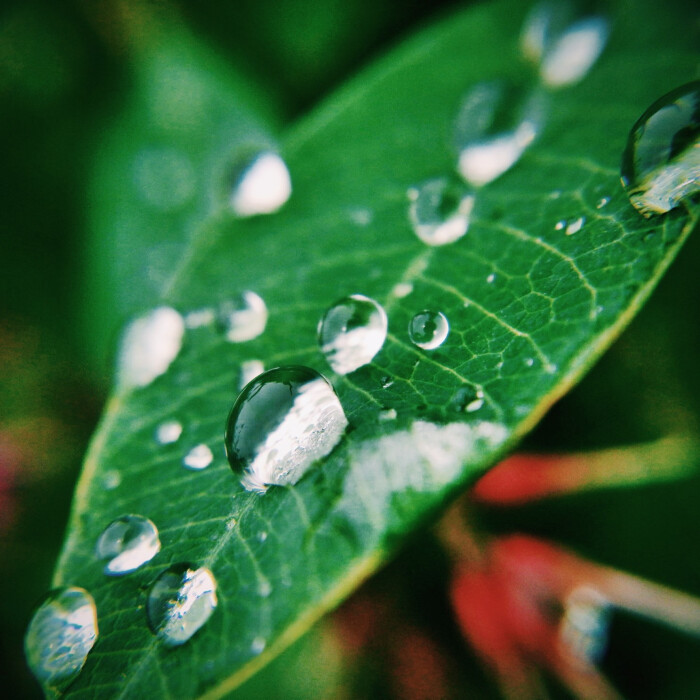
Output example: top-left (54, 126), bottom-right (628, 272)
top-left (83, 13), bottom-right (282, 376)
top-left (53, 0), bottom-right (698, 698)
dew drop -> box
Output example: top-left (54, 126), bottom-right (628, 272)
top-left (621, 81), bottom-right (700, 216)
top-left (117, 307), bottom-right (184, 389)
top-left (95, 515), bottom-right (160, 575)
top-left (450, 386), bottom-right (484, 413)
top-left (596, 196), bottom-right (610, 209)
top-left (317, 294), bottom-right (387, 374)
top-left (559, 587), bottom-right (610, 665)
top-left (378, 408), bottom-right (397, 421)
top-left (486, 272), bottom-right (496, 283)
top-left (146, 564), bottom-right (217, 646)
top-left (391, 282), bottom-right (413, 298)
top-left (102, 470), bottom-right (121, 490)
top-left (218, 291), bottom-right (268, 343)
top-left (25, 587), bottom-right (98, 688)
top-left (455, 82), bottom-right (547, 186)
top-left (155, 420), bottom-right (182, 445)
top-left (554, 220), bottom-right (566, 230)
top-left (183, 444), bottom-right (213, 471)
top-left (240, 359), bottom-right (265, 389)
top-left (229, 151), bottom-right (291, 217)
top-left (258, 579), bottom-right (272, 597)
top-left (407, 178), bottom-right (475, 245)
top-left (409, 311), bottom-right (450, 350)
top-left (525, 357), bottom-right (535, 367)
top-left (565, 216), bottom-right (585, 235)
top-left (225, 366), bottom-right (348, 493)
top-left (251, 636), bottom-right (266, 655)
top-left (381, 376), bottom-right (395, 389)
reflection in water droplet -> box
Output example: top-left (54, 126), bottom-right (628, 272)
top-left (240, 359), bottom-right (265, 389)
top-left (155, 420), bottom-right (183, 445)
top-left (117, 307), bottom-right (184, 389)
top-left (407, 178), bottom-right (475, 245)
top-left (96, 515), bottom-right (160, 575)
top-left (559, 587), bottom-right (610, 664)
top-left (103, 470), bottom-right (121, 490)
top-left (554, 220), bottom-right (566, 230)
top-left (25, 587), bottom-right (98, 688)
top-left (147, 564), bottom-right (217, 646)
top-left (218, 291), bottom-right (268, 343)
top-left (486, 273), bottom-right (496, 283)
top-left (455, 82), bottom-right (547, 186)
top-left (596, 196), bottom-right (610, 209)
top-left (225, 366), bottom-right (348, 493)
top-left (565, 216), bottom-right (585, 235)
top-left (521, 3), bottom-right (609, 87)
top-left (381, 376), bottom-right (394, 389)
top-left (134, 148), bottom-right (196, 211)
top-left (229, 151), bottom-right (291, 217)
top-left (318, 294), bottom-right (387, 374)
top-left (450, 386), bottom-right (484, 413)
top-left (391, 282), bottom-right (413, 298)
top-left (183, 444), bottom-right (213, 471)
top-left (379, 408), bottom-right (397, 421)
top-left (409, 311), bottom-right (450, 350)
top-left (251, 637), bottom-right (266, 655)
top-left (621, 81), bottom-right (700, 216)
top-left (525, 357), bottom-right (535, 367)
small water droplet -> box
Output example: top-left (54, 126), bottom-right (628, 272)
top-left (621, 81), bottom-right (700, 216)
top-left (147, 564), bottom-right (217, 646)
top-left (381, 376), bottom-right (394, 389)
top-left (525, 357), bottom-right (535, 367)
top-left (258, 580), bottom-right (272, 597)
top-left (25, 587), bottom-right (98, 688)
top-left (450, 386), bottom-right (484, 413)
top-left (522, 3), bottom-right (609, 87)
top-left (391, 282), bottom-right (413, 298)
top-left (596, 196), bottom-right (610, 209)
top-left (409, 311), bottom-right (450, 350)
top-left (378, 408), bottom-right (397, 421)
top-left (455, 82), bottom-right (547, 186)
top-left (486, 272), bottom-right (496, 283)
top-left (240, 359), bottom-right (265, 389)
top-left (554, 220), bottom-right (566, 230)
top-left (155, 420), bottom-right (182, 445)
top-left (229, 151), bottom-right (291, 217)
top-left (117, 307), bottom-right (184, 389)
top-left (258, 531), bottom-right (268, 543)
top-left (217, 291), bottom-right (268, 343)
top-left (565, 216), bottom-right (586, 235)
top-left (317, 294), bottom-right (387, 374)
top-left (183, 444), bottom-right (213, 471)
top-left (184, 308), bottom-right (215, 329)
top-left (95, 515), bottom-right (160, 575)
top-left (407, 178), bottom-right (475, 245)
top-left (251, 636), bottom-right (266, 655)
top-left (102, 470), bottom-right (121, 490)
top-left (559, 587), bottom-right (610, 665)
top-left (225, 366), bottom-right (348, 493)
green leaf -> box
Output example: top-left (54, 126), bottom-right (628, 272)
top-left (53, 0), bottom-right (698, 698)
top-left (82, 13), bottom-right (282, 376)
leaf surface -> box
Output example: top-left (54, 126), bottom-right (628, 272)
top-left (54, 0), bottom-right (698, 698)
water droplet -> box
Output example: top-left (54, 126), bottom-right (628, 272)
top-left (102, 470), bottom-right (121, 490)
top-left (147, 564), bottom-right (217, 647)
top-left (155, 420), bottom-right (182, 445)
top-left (621, 81), bottom-right (700, 216)
top-left (522, 3), bottom-right (609, 88)
top-left (225, 366), bottom-right (348, 493)
top-left (391, 282), bottom-right (413, 298)
top-left (554, 220), bottom-right (566, 230)
top-left (486, 272), bottom-right (496, 283)
top-left (184, 308), bottom-right (215, 329)
top-left (183, 444), bottom-right (213, 471)
top-left (95, 515), bottom-right (160, 575)
top-left (525, 357), bottom-right (535, 367)
top-left (117, 307), bottom-right (184, 389)
top-left (378, 408), bottom-right (397, 421)
top-left (317, 294), bottom-right (387, 374)
top-left (450, 386), bottom-right (484, 413)
top-left (409, 311), bottom-right (449, 350)
top-left (258, 580), bottom-right (272, 597)
top-left (596, 196), bottom-right (610, 209)
top-left (217, 291), bottom-right (268, 343)
top-left (258, 531), bottom-right (268, 543)
top-left (240, 359), bottom-right (265, 389)
top-left (381, 376), bottom-right (394, 389)
top-left (565, 216), bottom-right (585, 235)
top-left (25, 587), bottom-right (98, 688)
top-left (134, 148), bottom-right (196, 211)
top-left (455, 82), bottom-right (547, 186)
top-left (349, 207), bottom-right (373, 226)
top-left (251, 636), bottom-right (266, 655)
top-left (407, 178), bottom-right (475, 245)
top-left (559, 587), bottom-right (610, 664)
top-left (229, 151), bottom-right (291, 217)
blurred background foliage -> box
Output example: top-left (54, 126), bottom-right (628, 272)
top-left (2, 0), bottom-right (699, 697)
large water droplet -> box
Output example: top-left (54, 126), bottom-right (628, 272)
top-left (155, 420), bottom-right (182, 445)
top-left (225, 366), bottom-right (348, 493)
top-left (117, 307), bottom-right (184, 390)
top-left (521, 2), bottom-right (609, 88)
top-left (407, 178), bottom-right (475, 245)
top-left (183, 444), bottom-right (213, 471)
top-left (95, 515), bottom-right (160, 575)
top-left (621, 81), bottom-right (700, 216)
top-left (218, 291), bottom-right (268, 343)
top-left (25, 587), bottom-right (98, 688)
top-left (229, 151), bottom-right (291, 217)
top-left (146, 564), bottom-right (217, 647)
top-left (455, 82), bottom-right (547, 186)
top-left (409, 311), bottom-right (450, 350)
top-left (317, 294), bottom-right (387, 374)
